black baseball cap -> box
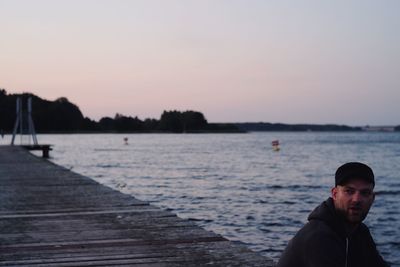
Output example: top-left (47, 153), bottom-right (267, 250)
top-left (335, 162), bottom-right (375, 187)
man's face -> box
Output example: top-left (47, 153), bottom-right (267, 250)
top-left (331, 178), bottom-right (375, 225)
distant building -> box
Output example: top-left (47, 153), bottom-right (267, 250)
top-left (361, 126), bottom-right (395, 132)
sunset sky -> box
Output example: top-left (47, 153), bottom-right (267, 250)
top-left (1, 0), bottom-right (399, 125)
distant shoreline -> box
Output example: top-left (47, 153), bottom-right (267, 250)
top-left (1, 90), bottom-right (399, 134)
top-left (2, 128), bottom-right (398, 135)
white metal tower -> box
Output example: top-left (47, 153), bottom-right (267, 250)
top-left (11, 97), bottom-right (38, 145)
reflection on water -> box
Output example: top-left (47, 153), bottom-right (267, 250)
top-left (15, 132), bottom-right (400, 266)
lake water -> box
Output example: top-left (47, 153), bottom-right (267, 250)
top-left (5, 132), bottom-right (399, 266)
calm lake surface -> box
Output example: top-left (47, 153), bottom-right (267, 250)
top-left (8, 132), bottom-right (399, 266)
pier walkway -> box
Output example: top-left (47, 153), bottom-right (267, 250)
top-left (0, 146), bottom-right (274, 267)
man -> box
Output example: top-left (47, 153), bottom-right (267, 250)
top-left (277, 162), bottom-right (388, 267)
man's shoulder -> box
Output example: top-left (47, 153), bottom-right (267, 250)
top-left (277, 219), bottom-right (346, 267)
top-left (295, 219), bottom-right (342, 244)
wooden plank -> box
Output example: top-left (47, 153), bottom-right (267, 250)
top-left (0, 241), bottom-right (274, 266)
top-left (0, 146), bottom-right (274, 266)
top-left (0, 208), bottom-right (171, 219)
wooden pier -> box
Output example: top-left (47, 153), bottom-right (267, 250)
top-left (0, 146), bottom-right (274, 267)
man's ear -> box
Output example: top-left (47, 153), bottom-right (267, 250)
top-left (331, 187), bottom-right (338, 200)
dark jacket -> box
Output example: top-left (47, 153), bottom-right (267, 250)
top-left (277, 197), bottom-right (387, 267)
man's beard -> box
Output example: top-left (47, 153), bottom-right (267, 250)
top-left (335, 205), bottom-right (368, 225)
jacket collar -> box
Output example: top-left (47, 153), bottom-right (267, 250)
top-left (308, 197), bottom-right (364, 238)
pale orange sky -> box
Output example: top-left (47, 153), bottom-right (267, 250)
top-left (1, 0), bottom-right (399, 125)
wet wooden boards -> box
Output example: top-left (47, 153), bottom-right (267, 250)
top-left (0, 146), bottom-right (274, 267)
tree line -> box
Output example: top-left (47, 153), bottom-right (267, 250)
top-left (235, 122), bottom-right (363, 132)
top-left (2, 89), bottom-right (398, 133)
top-left (0, 89), bottom-right (240, 133)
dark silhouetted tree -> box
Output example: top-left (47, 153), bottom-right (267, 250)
top-left (158, 110), bottom-right (209, 132)
top-left (113, 113), bottom-right (144, 132)
top-left (159, 110), bottom-right (184, 132)
top-left (46, 97), bottom-right (84, 131)
top-left (182, 111), bottom-right (208, 131)
top-left (99, 117), bottom-right (116, 131)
